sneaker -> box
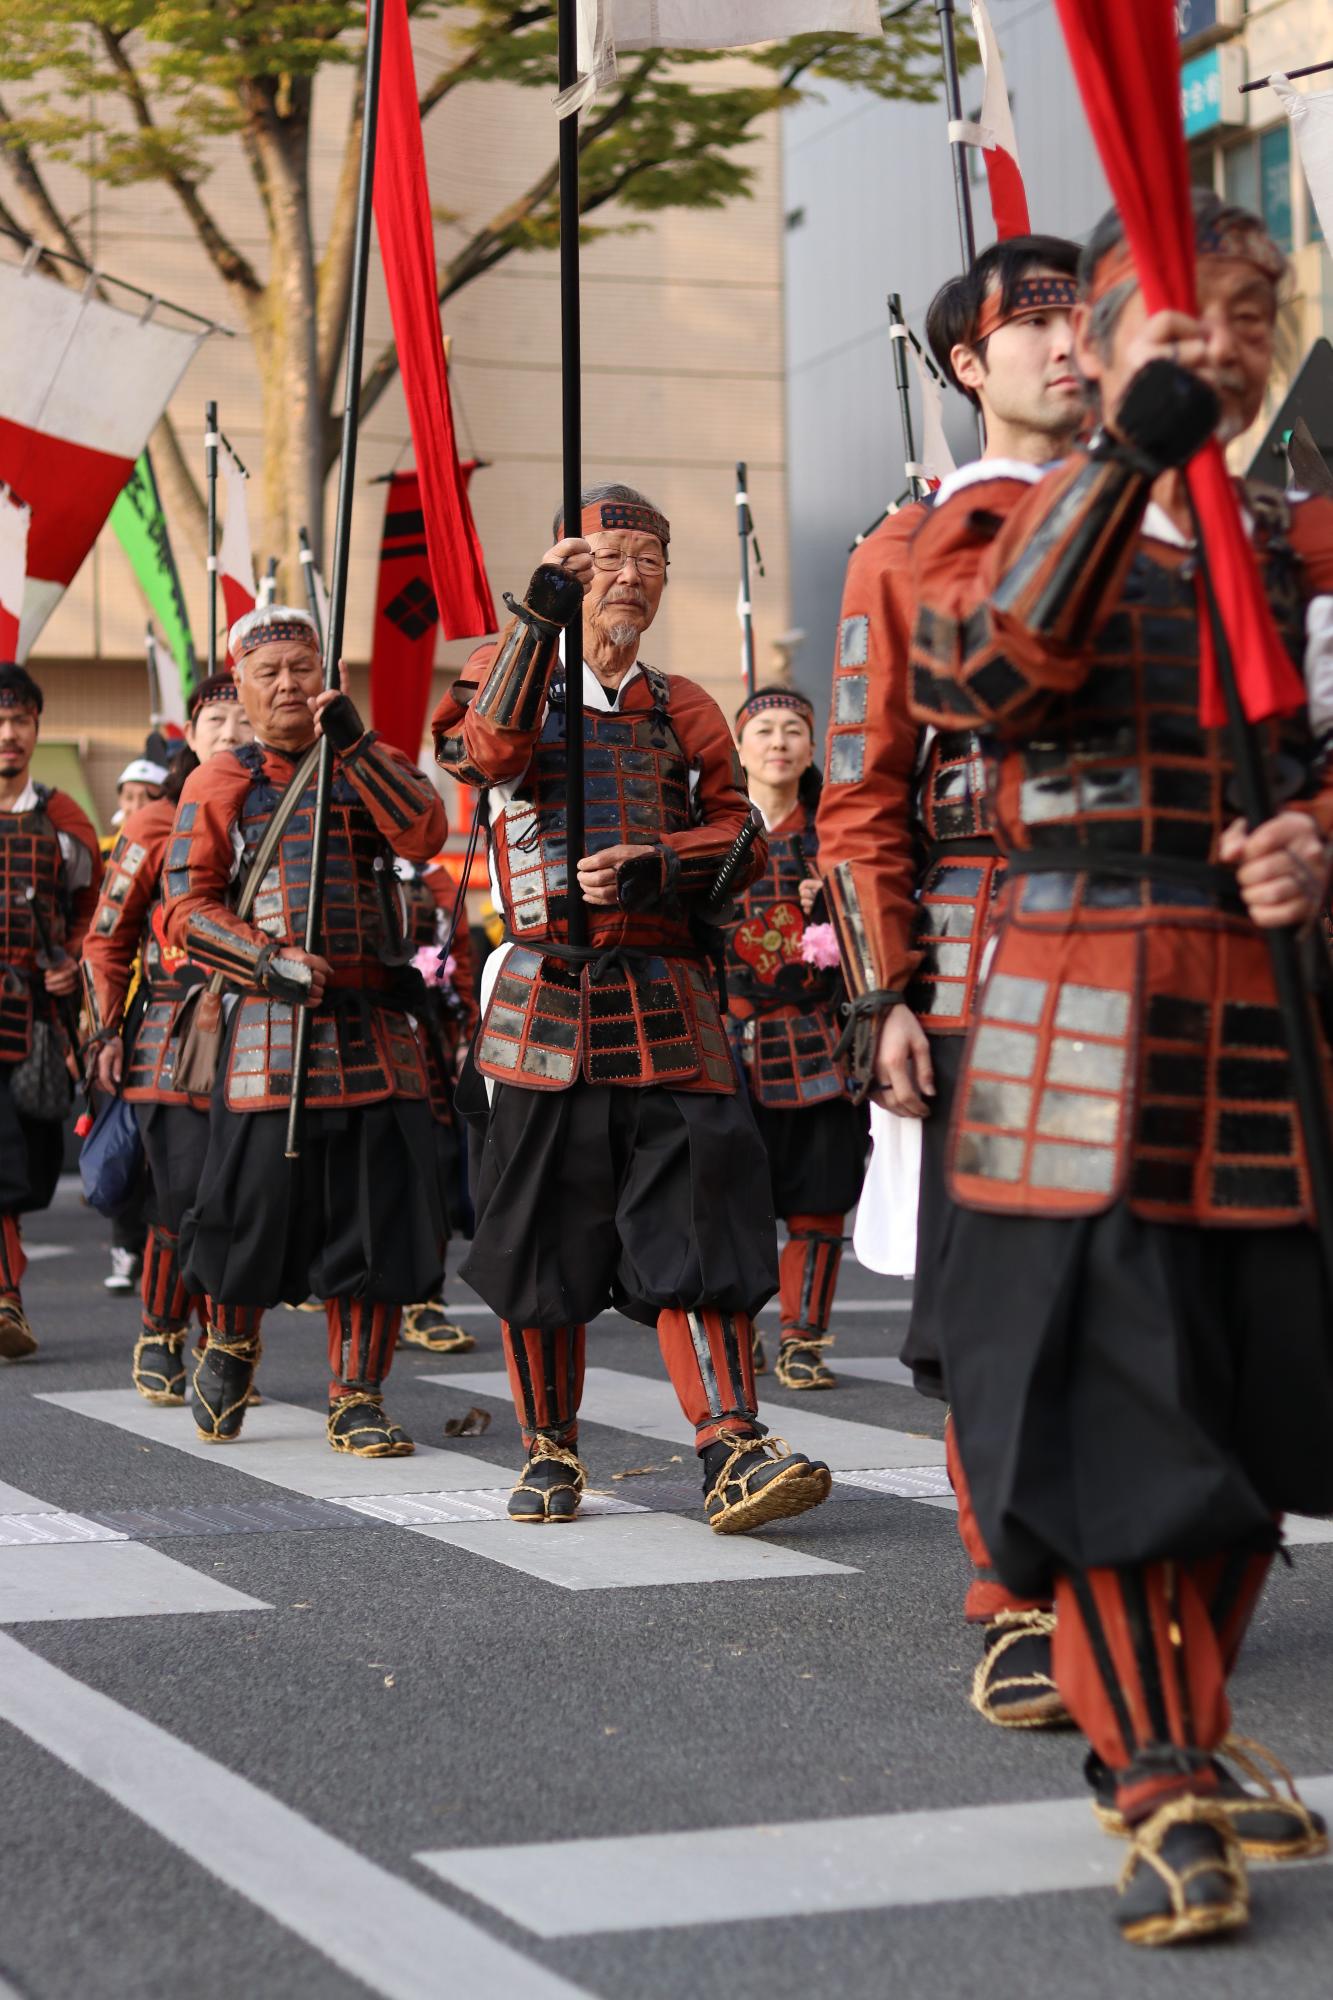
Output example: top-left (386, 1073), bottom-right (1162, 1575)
top-left (1116, 1796), bottom-right (1248, 1947)
top-left (701, 1429), bottom-right (831, 1535)
top-left (104, 1245), bottom-right (141, 1293)
top-left (507, 1436), bottom-right (587, 1523)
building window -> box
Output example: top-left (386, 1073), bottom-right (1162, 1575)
top-left (1259, 124), bottom-right (1293, 251)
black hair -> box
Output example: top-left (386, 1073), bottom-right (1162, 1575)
top-left (164, 746), bottom-right (200, 804)
top-left (798, 762), bottom-right (823, 809)
top-left (926, 233), bottom-right (1081, 406)
top-left (0, 662), bottom-right (44, 715)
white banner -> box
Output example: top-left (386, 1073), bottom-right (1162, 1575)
top-left (217, 438), bottom-right (256, 627)
top-left (564, 0), bottom-right (882, 111)
top-left (1272, 74), bottom-right (1333, 251)
top-left (0, 489), bottom-right (31, 658)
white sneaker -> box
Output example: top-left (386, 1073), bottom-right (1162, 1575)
top-left (104, 1246), bottom-right (140, 1293)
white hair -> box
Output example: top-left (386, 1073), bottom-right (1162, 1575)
top-left (228, 604), bottom-right (319, 663)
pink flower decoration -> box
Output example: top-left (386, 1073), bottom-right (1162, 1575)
top-left (800, 923), bottom-right (841, 970)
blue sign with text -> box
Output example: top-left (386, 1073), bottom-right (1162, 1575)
top-left (1181, 47), bottom-right (1228, 138)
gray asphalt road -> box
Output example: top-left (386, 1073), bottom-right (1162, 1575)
top-left (1, 1179), bottom-right (1330, 2000)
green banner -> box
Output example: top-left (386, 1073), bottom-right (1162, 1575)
top-left (109, 450), bottom-right (197, 696)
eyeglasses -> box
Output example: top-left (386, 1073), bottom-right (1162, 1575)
top-left (590, 549), bottom-right (666, 577)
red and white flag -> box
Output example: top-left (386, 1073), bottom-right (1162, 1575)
top-left (147, 628), bottom-right (187, 733)
top-left (0, 256), bottom-right (205, 658)
top-left (949, 0), bottom-right (1031, 239)
top-left (217, 437), bottom-right (257, 628)
top-left (0, 490), bottom-right (31, 659)
top-left (563, 0), bottom-right (882, 110)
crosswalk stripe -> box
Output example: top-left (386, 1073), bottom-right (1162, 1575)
top-left (406, 1512), bottom-right (857, 1589)
top-left (35, 1391), bottom-right (855, 1590)
top-left (418, 1778), bottom-right (1333, 1937)
top-left (0, 1631), bottom-right (590, 2000)
top-left (422, 1366), bottom-right (948, 1473)
top-left (832, 1355), bottom-right (915, 1387)
top-left (38, 1391), bottom-right (516, 1497)
top-left (0, 1479), bottom-right (50, 1512)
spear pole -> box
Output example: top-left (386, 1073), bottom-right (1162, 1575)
top-left (935, 0), bottom-right (985, 452)
top-left (285, 0), bottom-right (386, 1159)
top-left (204, 401), bottom-right (219, 675)
top-left (735, 462), bottom-right (757, 697)
top-left (558, 0), bottom-right (587, 948)
top-left (888, 292), bottom-right (928, 502)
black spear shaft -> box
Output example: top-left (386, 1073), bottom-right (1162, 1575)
top-left (298, 526), bottom-right (325, 651)
top-left (888, 293), bottom-right (925, 501)
top-left (1191, 509), bottom-right (1333, 1297)
top-left (205, 401), bottom-right (218, 675)
top-left (285, 0), bottom-right (385, 1160)
top-left (1242, 57), bottom-right (1333, 92)
top-left (558, 0), bottom-right (587, 949)
top-left (935, 0), bottom-right (984, 453)
top-left (736, 462), bottom-right (757, 698)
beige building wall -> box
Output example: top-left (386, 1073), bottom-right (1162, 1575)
top-left (13, 25), bottom-right (789, 828)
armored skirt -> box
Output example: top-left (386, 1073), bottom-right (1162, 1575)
top-left (180, 1004), bottom-right (447, 1309)
top-left (931, 1199), bottom-right (1333, 1599)
top-left (460, 1069), bottom-right (779, 1331)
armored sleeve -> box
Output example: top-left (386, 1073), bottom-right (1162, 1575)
top-left (446, 567), bottom-right (582, 785)
top-left (46, 790), bottom-right (103, 954)
top-left (652, 678), bottom-right (767, 900)
top-left (338, 733), bottom-right (448, 863)
top-left (815, 507), bottom-right (926, 1007)
top-left (80, 798), bottom-right (172, 1037)
top-left (432, 651), bottom-right (493, 788)
top-left (160, 758), bottom-right (309, 1002)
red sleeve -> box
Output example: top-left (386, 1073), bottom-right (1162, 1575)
top-left (815, 508), bottom-right (926, 998)
top-left (160, 756), bottom-right (276, 988)
top-left (338, 731), bottom-right (447, 863)
top-left (657, 678), bottom-right (766, 897)
top-left (80, 799), bottom-right (172, 1034)
top-left (46, 789), bottom-right (103, 956)
top-left (431, 651), bottom-right (493, 787)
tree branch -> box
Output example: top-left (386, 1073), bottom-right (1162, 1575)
top-left (97, 27), bottom-right (265, 302)
top-left (415, 9), bottom-right (547, 118)
top-left (0, 92), bottom-right (94, 274)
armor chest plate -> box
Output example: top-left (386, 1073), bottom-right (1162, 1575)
top-left (402, 875), bottom-right (440, 950)
top-left (498, 691), bottom-right (692, 940)
top-left (996, 541), bottom-right (1312, 908)
top-left (0, 804), bottom-right (63, 967)
top-left (728, 818), bottom-right (831, 1009)
top-left (239, 769), bottom-right (389, 968)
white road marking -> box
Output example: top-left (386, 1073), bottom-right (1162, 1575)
top-left (37, 1391), bottom-right (516, 1496)
top-left (329, 1487), bottom-right (645, 1526)
top-left (0, 1511), bottom-right (126, 1547)
top-left (23, 1244), bottom-right (70, 1262)
top-left (406, 1511), bottom-right (856, 1590)
top-left (0, 1480), bottom-right (50, 1512)
top-left (419, 1778), bottom-right (1333, 1937)
top-left (0, 1631), bottom-right (589, 2000)
top-left (835, 1466), bottom-right (955, 1502)
top-left (0, 1542), bottom-right (268, 1623)
top-left (423, 1366), bottom-right (948, 1473)
top-left (1283, 1514), bottom-right (1333, 1547)
top-left (832, 1354), bottom-right (916, 1386)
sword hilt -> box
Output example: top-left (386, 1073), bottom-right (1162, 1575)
top-left (702, 811), bottom-right (761, 918)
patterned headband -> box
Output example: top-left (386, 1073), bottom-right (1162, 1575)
top-left (1087, 222), bottom-right (1286, 305)
top-left (581, 500), bottom-right (671, 547)
top-left (189, 673), bottom-right (240, 722)
top-left (974, 274), bottom-right (1078, 343)
top-left (736, 688), bottom-right (816, 732)
top-left (230, 613), bottom-right (320, 662)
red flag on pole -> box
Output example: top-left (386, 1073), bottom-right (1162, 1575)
top-left (373, 0), bottom-right (495, 645)
top-left (955, 0), bottom-right (1031, 240)
top-left (370, 469), bottom-right (439, 758)
top-left (1052, 0), bottom-right (1306, 727)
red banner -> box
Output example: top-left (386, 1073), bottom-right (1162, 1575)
top-left (371, 470), bottom-right (439, 757)
top-left (1053, 0), bottom-right (1306, 727)
top-left (373, 0), bottom-right (495, 648)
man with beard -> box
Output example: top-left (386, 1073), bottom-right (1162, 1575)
top-left (0, 662), bottom-right (100, 1359)
top-left (905, 190), bottom-right (1332, 1945)
top-left (162, 607), bottom-right (450, 1456)
top-left (433, 483), bottom-right (831, 1532)
top-left (82, 673), bottom-right (254, 1403)
top-left (818, 233), bottom-right (1084, 1722)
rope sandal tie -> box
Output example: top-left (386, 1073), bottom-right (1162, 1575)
top-left (401, 1302), bottom-right (476, 1354)
top-left (326, 1393), bottom-right (415, 1459)
top-left (775, 1336), bottom-right (836, 1392)
top-left (703, 1431), bottom-right (831, 1535)
top-left (132, 1331), bottom-right (186, 1405)
top-left (970, 1608), bottom-right (1071, 1729)
top-left (1116, 1794), bottom-right (1248, 1948)
top-left (508, 1436), bottom-right (587, 1523)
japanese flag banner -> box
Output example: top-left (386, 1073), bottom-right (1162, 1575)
top-left (948, 0), bottom-right (1031, 238)
top-left (0, 490), bottom-right (31, 659)
top-left (562, 0), bottom-right (883, 111)
top-left (0, 253), bottom-right (205, 659)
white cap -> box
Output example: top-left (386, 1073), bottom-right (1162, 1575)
top-left (117, 758), bottom-right (169, 790)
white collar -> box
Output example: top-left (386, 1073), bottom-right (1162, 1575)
top-left (557, 630), bottom-right (641, 712)
top-left (932, 456), bottom-right (1051, 507)
top-left (0, 779), bottom-right (40, 814)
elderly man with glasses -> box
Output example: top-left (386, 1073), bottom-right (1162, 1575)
top-left (433, 481), bottom-right (831, 1534)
